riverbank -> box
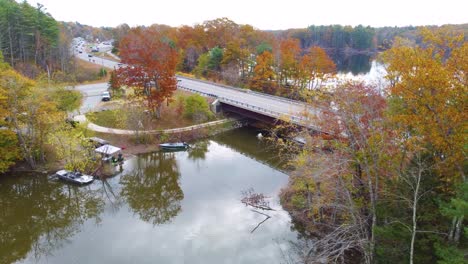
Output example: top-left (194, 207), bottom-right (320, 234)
top-left (8, 119), bottom-right (244, 177)
top-left (99, 117), bottom-right (244, 150)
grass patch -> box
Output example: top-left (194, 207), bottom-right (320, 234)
top-left (86, 110), bottom-right (123, 128)
top-left (48, 58), bottom-right (110, 85)
top-left (72, 58), bottom-right (111, 83)
top-left (93, 52), bottom-right (120, 62)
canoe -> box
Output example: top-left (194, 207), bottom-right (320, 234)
top-left (159, 142), bottom-right (189, 150)
top-left (55, 170), bottom-right (94, 185)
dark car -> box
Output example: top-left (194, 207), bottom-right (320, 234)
top-left (88, 54), bottom-right (93, 57)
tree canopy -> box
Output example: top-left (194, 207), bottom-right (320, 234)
top-left (115, 26), bottom-right (179, 118)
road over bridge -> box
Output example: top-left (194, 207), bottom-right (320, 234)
top-left (177, 77), bottom-right (320, 130)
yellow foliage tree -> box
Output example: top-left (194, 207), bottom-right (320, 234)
top-left (0, 62), bottom-right (64, 169)
top-left (250, 51), bottom-right (276, 94)
top-left (382, 27), bottom-right (467, 184)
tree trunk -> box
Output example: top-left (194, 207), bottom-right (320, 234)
top-left (409, 167), bottom-right (422, 264)
top-left (453, 215), bottom-right (464, 244)
top-left (155, 105), bottom-right (162, 119)
top-left (305, 182), bottom-right (312, 209)
top-left (448, 217), bottom-right (456, 241)
top-left (8, 24), bottom-right (14, 66)
top-left (13, 122), bottom-right (36, 169)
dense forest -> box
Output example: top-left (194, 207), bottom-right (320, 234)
top-left (0, 0), bottom-right (64, 76)
top-left (0, 0), bottom-right (109, 82)
top-left (278, 25), bottom-right (376, 51)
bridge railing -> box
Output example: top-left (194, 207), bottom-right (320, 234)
top-left (217, 96), bottom-right (307, 124)
top-left (177, 75), bottom-right (305, 106)
top-left (177, 85), bottom-right (321, 131)
top-left (178, 85), bottom-right (218, 98)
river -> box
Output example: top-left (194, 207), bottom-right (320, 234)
top-left (0, 128), bottom-right (298, 264)
top-left (333, 53), bottom-right (387, 85)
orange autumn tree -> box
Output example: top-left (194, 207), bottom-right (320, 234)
top-left (250, 51), bottom-right (276, 94)
top-left (176, 25), bottom-right (207, 72)
top-left (298, 46), bottom-right (336, 91)
top-left (116, 27), bottom-right (178, 118)
top-left (277, 38), bottom-right (301, 95)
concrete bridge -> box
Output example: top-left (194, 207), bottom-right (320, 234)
top-left (177, 77), bottom-right (321, 131)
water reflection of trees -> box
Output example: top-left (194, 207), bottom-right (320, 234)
top-left (120, 152), bottom-right (184, 225)
top-left (213, 128), bottom-right (287, 172)
top-left (188, 140), bottom-right (210, 161)
top-left (333, 53), bottom-right (372, 75)
top-left (99, 179), bottom-right (124, 214)
top-left (0, 175), bottom-right (104, 264)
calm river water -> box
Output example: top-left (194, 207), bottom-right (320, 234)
top-left (0, 128), bottom-right (298, 264)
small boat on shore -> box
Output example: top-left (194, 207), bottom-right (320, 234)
top-left (55, 170), bottom-right (94, 185)
top-left (159, 142), bottom-right (190, 151)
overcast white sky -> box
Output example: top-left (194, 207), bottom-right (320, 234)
top-left (25, 0), bottom-right (467, 30)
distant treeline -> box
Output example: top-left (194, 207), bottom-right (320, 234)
top-left (278, 25), bottom-right (375, 51)
top-left (278, 24), bottom-right (468, 52)
top-left (63, 21), bottom-right (114, 43)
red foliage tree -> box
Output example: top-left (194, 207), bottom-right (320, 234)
top-left (116, 26), bottom-right (178, 118)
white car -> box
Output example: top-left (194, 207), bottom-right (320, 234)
top-left (101, 91), bottom-right (111, 101)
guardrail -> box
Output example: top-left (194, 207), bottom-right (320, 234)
top-left (218, 96), bottom-right (304, 122)
top-left (177, 84), bottom-right (322, 131)
top-left (176, 75), bottom-right (305, 106)
top-left (178, 85), bottom-right (218, 98)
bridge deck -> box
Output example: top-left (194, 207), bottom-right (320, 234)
top-left (177, 77), bottom-right (320, 129)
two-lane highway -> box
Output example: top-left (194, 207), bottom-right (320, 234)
top-left (75, 51), bottom-right (120, 69)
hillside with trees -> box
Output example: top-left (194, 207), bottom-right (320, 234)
top-left (0, 0), bottom-right (107, 83)
top-left (0, 51), bottom-right (85, 173)
top-left (0, 0), bottom-right (62, 77)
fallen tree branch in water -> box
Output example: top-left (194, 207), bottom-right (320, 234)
top-left (251, 209), bottom-right (271, 217)
top-left (250, 209), bottom-right (271, 233)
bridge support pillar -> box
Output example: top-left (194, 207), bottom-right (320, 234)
top-left (211, 99), bottom-right (221, 114)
